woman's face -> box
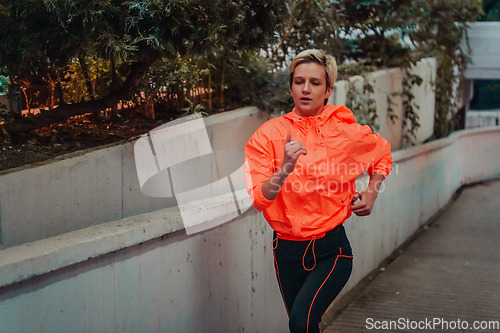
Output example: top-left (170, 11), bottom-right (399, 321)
top-left (290, 62), bottom-right (333, 117)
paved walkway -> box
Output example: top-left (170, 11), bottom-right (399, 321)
top-left (324, 179), bottom-right (500, 333)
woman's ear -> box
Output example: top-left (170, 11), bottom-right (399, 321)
top-left (324, 84), bottom-right (333, 100)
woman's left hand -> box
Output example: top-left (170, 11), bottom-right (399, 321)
top-left (350, 190), bottom-right (378, 216)
top-left (351, 172), bottom-right (384, 216)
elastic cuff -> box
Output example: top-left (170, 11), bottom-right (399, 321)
top-left (254, 183), bottom-right (274, 209)
top-left (372, 168), bottom-right (389, 178)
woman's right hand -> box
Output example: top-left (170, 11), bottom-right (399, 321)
top-left (260, 132), bottom-right (307, 200)
top-left (280, 132), bottom-right (307, 176)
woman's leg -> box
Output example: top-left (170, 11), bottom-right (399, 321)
top-left (273, 225), bottom-right (353, 333)
top-left (273, 249), bottom-right (309, 316)
top-left (288, 252), bottom-right (352, 333)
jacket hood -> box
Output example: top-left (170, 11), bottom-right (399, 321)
top-left (284, 104), bottom-right (356, 126)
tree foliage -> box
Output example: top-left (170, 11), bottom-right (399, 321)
top-left (480, 0), bottom-right (500, 20)
top-left (407, 0), bottom-right (481, 137)
top-left (0, 0), bottom-right (288, 136)
top-left (266, 0), bottom-right (481, 138)
top-left (0, 0), bottom-right (483, 141)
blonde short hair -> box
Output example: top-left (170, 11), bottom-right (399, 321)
top-left (289, 49), bottom-right (337, 91)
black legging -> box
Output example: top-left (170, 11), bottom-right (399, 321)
top-left (273, 224), bottom-right (353, 333)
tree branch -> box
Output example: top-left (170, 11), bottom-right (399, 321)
top-left (6, 57), bottom-right (158, 136)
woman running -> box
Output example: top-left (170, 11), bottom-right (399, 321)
top-left (244, 49), bottom-right (393, 333)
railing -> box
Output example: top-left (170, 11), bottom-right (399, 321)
top-left (466, 110), bottom-right (500, 128)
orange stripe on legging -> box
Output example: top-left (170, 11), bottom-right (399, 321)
top-left (306, 247), bottom-right (352, 333)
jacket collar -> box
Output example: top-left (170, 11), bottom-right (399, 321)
top-left (284, 104), bottom-right (356, 126)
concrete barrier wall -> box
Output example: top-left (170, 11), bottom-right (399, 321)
top-left (0, 59), bottom-right (436, 249)
top-left (330, 57), bottom-right (437, 149)
top-left (322, 126), bottom-right (500, 303)
top-left (0, 106), bottom-right (267, 249)
top-left (0, 207), bottom-right (288, 333)
top-left (464, 22), bottom-right (500, 79)
top-left (1, 125), bottom-right (499, 332)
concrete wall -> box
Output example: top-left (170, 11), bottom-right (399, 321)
top-left (0, 106), bottom-right (267, 249)
top-left (330, 58), bottom-right (437, 149)
top-left (409, 58), bottom-right (437, 144)
top-left (325, 126), bottom-right (500, 304)
top-left (1, 125), bottom-right (499, 333)
top-left (0, 59), bottom-right (436, 249)
top-left (464, 22), bottom-right (500, 80)
top-left (0, 207), bottom-right (287, 333)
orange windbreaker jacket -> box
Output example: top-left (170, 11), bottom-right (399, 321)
top-left (244, 104), bottom-right (392, 240)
